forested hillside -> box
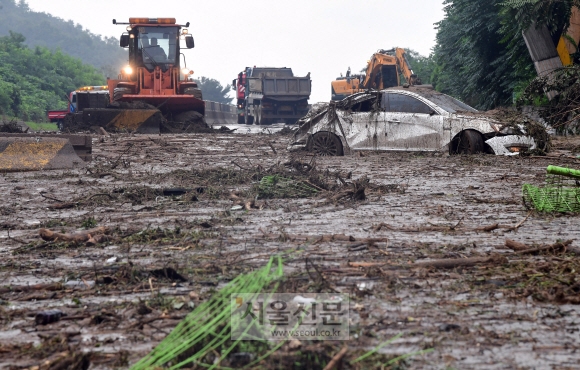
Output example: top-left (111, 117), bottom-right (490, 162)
top-left (0, 0), bottom-right (126, 121)
top-left (0, 32), bottom-right (105, 121)
top-left (0, 0), bottom-right (125, 77)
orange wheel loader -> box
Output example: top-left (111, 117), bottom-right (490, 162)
top-left (65, 17), bottom-right (205, 134)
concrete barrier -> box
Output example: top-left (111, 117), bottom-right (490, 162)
top-left (0, 136), bottom-right (87, 172)
top-left (0, 133), bottom-right (92, 161)
top-left (204, 101), bottom-right (237, 125)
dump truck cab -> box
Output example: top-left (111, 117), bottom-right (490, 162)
top-left (108, 17), bottom-right (203, 117)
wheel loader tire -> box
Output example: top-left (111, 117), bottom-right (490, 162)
top-left (164, 110), bottom-right (210, 133)
top-left (183, 87), bottom-right (203, 100)
top-left (113, 87), bottom-right (131, 102)
top-left (174, 110), bottom-right (204, 123)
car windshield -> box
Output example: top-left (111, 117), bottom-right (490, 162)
top-left (137, 26), bottom-right (178, 68)
top-left (422, 93), bottom-right (477, 113)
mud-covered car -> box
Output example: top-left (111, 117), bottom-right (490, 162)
top-left (288, 86), bottom-right (549, 156)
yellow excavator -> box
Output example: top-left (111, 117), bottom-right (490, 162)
top-left (331, 48), bottom-right (421, 101)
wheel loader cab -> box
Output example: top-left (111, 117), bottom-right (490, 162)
top-left (134, 27), bottom-right (178, 72)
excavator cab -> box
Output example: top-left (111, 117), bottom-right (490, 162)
top-left (375, 65), bottom-right (399, 90)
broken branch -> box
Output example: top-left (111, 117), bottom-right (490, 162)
top-left (323, 346), bottom-right (348, 370)
top-left (39, 227), bottom-right (108, 245)
top-left (413, 255), bottom-right (507, 269)
top-left (505, 239), bottom-right (530, 251)
top-left (515, 240), bottom-right (574, 255)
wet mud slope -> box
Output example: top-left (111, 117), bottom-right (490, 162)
top-left (0, 132), bottom-right (579, 369)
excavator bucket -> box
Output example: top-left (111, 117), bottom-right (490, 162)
top-left (80, 108), bottom-right (163, 134)
top-left (0, 136), bottom-right (86, 172)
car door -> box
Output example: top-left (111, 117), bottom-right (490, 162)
top-left (339, 95), bottom-right (385, 151)
top-left (381, 92), bottom-right (445, 151)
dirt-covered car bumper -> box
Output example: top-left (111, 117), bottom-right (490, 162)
top-left (484, 135), bottom-right (536, 156)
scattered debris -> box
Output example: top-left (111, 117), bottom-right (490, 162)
top-left (2, 132), bottom-right (580, 369)
top-left (39, 226), bottom-right (109, 245)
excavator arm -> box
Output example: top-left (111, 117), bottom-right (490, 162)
top-left (394, 48), bottom-right (421, 86)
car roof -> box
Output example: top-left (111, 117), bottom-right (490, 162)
top-left (384, 86), bottom-right (478, 113)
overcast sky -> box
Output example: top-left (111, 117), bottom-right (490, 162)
top-left (24, 0), bottom-right (445, 103)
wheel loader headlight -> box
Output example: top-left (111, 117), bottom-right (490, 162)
top-left (123, 65), bottom-right (133, 75)
top-left (182, 68), bottom-right (193, 75)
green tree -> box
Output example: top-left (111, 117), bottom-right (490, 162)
top-left (16, 0), bottom-right (28, 11)
top-left (403, 48), bottom-right (435, 84)
top-left (195, 77), bottom-right (233, 104)
top-left (431, 0), bottom-right (537, 109)
top-left (0, 31), bottom-right (104, 121)
top-left (431, 0), bottom-right (580, 110)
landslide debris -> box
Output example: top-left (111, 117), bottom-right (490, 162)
top-left (519, 64), bottom-right (580, 134)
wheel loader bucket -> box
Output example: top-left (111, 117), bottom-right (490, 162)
top-left (0, 136), bottom-right (86, 172)
top-left (81, 108), bottom-right (163, 134)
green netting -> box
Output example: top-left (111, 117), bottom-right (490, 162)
top-left (131, 256), bottom-right (284, 370)
top-left (522, 165), bottom-right (580, 213)
top-left (258, 175), bottom-right (319, 198)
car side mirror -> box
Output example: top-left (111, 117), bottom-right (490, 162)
top-left (429, 110), bottom-right (436, 116)
top-left (185, 35), bottom-right (194, 49)
top-left (232, 79), bottom-right (237, 90)
top-left (120, 35), bottom-right (130, 48)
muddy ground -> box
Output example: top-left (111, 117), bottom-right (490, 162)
top-left (1, 131), bottom-right (580, 369)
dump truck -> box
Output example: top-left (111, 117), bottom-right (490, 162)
top-left (331, 48), bottom-right (420, 101)
top-left (63, 17), bottom-right (204, 134)
top-left (232, 67), bottom-right (311, 125)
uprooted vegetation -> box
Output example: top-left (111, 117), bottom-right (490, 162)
top-left (519, 64), bottom-right (580, 134)
top-left (80, 155), bottom-right (406, 206)
top-left (0, 118), bottom-right (27, 133)
top-left (485, 108), bottom-right (552, 153)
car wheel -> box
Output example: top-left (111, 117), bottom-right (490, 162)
top-left (453, 129), bottom-right (484, 154)
top-left (310, 132), bottom-right (344, 156)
